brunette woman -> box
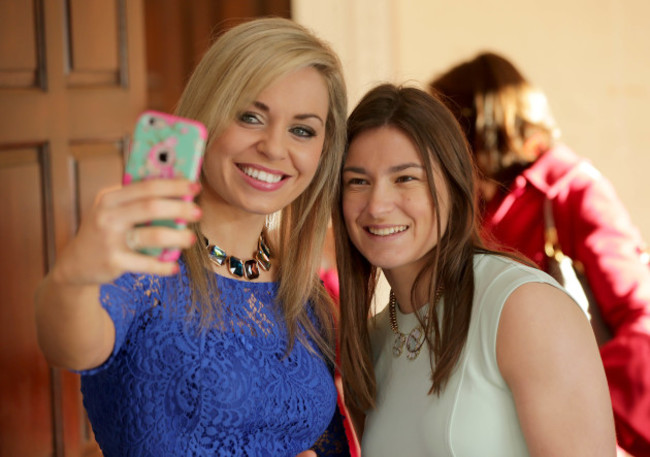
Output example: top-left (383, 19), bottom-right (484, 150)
top-left (335, 84), bottom-right (615, 456)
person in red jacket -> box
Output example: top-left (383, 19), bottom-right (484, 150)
top-left (430, 51), bottom-right (650, 456)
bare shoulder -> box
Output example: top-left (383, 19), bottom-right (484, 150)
top-left (496, 281), bottom-right (596, 379)
top-left (498, 282), bottom-right (591, 333)
top-left (495, 281), bottom-right (616, 456)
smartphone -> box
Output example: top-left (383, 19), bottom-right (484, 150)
top-left (124, 110), bottom-right (207, 261)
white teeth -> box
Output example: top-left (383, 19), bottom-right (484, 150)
top-left (368, 225), bottom-right (408, 236)
top-left (241, 166), bottom-right (283, 184)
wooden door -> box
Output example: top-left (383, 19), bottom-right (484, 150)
top-left (0, 1), bottom-right (290, 456)
top-left (0, 0), bottom-right (146, 455)
top-left (144, 0), bottom-right (291, 114)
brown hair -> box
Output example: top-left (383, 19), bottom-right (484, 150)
top-left (429, 51), bottom-right (559, 181)
top-left (334, 84), bottom-right (494, 429)
top-left (175, 17), bottom-right (347, 362)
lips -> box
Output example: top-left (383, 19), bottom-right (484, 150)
top-left (366, 225), bottom-right (408, 236)
top-left (238, 164), bottom-right (285, 184)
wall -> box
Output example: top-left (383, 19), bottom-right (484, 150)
top-left (294, 0), bottom-right (650, 245)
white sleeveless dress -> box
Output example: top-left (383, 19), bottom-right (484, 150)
top-left (362, 254), bottom-right (577, 457)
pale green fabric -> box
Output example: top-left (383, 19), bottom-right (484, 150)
top-left (362, 254), bottom-right (563, 457)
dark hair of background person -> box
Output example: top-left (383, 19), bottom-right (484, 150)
top-left (429, 51), bottom-right (559, 188)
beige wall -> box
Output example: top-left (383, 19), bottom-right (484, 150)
top-left (294, 0), bottom-right (650, 245)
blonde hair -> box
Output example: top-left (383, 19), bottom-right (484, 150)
top-left (175, 17), bottom-right (347, 361)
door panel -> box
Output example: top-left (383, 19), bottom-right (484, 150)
top-left (0, 0), bottom-right (144, 455)
top-left (0, 0), bottom-right (45, 89)
top-left (144, 0), bottom-right (291, 113)
top-left (0, 1), bottom-right (291, 455)
top-left (0, 145), bottom-right (53, 456)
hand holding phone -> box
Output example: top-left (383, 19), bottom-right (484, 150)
top-left (124, 111), bottom-right (207, 261)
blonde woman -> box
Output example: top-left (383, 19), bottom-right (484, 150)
top-left (35, 18), bottom-right (350, 456)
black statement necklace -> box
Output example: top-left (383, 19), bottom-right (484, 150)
top-left (202, 232), bottom-right (271, 280)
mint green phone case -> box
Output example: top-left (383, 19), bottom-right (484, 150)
top-left (124, 111), bottom-right (207, 261)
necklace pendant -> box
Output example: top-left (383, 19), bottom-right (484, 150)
top-left (405, 327), bottom-right (424, 360)
top-left (207, 244), bottom-right (227, 265)
top-left (256, 236), bottom-right (272, 271)
top-left (258, 236), bottom-right (271, 260)
top-left (387, 289), bottom-right (441, 361)
top-left (392, 334), bottom-right (406, 357)
top-left (256, 252), bottom-right (272, 271)
top-left (244, 259), bottom-right (260, 280)
top-left (228, 256), bottom-right (244, 277)
top-left (202, 231), bottom-right (272, 281)
top-left (406, 347), bottom-right (421, 360)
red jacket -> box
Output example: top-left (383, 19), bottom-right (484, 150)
top-left (483, 145), bottom-right (650, 455)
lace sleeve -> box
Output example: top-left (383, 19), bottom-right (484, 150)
top-left (79, 272), bottom-right (162, 375)
top-left (310, 402), bottom-right (352, 457)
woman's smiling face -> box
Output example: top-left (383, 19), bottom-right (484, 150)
top-left (200, 66), bottom-right (329, 216)
top-left (342, 125), bottom-right (450, 277)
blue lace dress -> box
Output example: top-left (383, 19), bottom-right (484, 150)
top-left (80, 260), bottom-right (350, 456)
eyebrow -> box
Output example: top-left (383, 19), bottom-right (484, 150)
top-left (342, 162), bottom-right (424, 174)
top-left (253, 101), bottom-right (325, 126)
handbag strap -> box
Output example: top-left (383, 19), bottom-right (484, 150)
top-left (543, 198), bottom-right (565, 261)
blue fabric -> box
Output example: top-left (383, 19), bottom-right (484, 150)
top-left (80, 260), bottom-right (349, 456)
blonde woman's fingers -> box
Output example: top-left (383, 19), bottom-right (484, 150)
top-left (99, 179), bottom-right (201, 208)
top-left (118, 250), bottom-right (181, 276)
top-left (124, 226), bottom-right (197, 253)
top-left (92, 197), bottom-right (202, 239)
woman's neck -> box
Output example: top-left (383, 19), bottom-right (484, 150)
top-left (383, 268), bottom-right (432, 314)
top-left (197, 198), bottom-right (268, 263)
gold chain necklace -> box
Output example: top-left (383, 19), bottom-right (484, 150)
top-left (388, 288), bottom-right (442, 360)
top-left (202, 232), bottom-right (271, 280)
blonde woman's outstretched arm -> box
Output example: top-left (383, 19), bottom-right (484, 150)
top-left (35, 179), bottom-right (200, 371)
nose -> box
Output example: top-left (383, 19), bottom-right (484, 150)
top-left (257, 125), bottom-right (287, 161)
top-left (366, 182), bottom-right (395, 218)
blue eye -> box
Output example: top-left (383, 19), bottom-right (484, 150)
top-left (290, 126), bottom-right (316, 138)
top-left (239, 112), bottom-right (261, 124)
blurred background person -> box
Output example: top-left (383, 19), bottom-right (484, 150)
top-left (429, 51), bottom-right (650, 456)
